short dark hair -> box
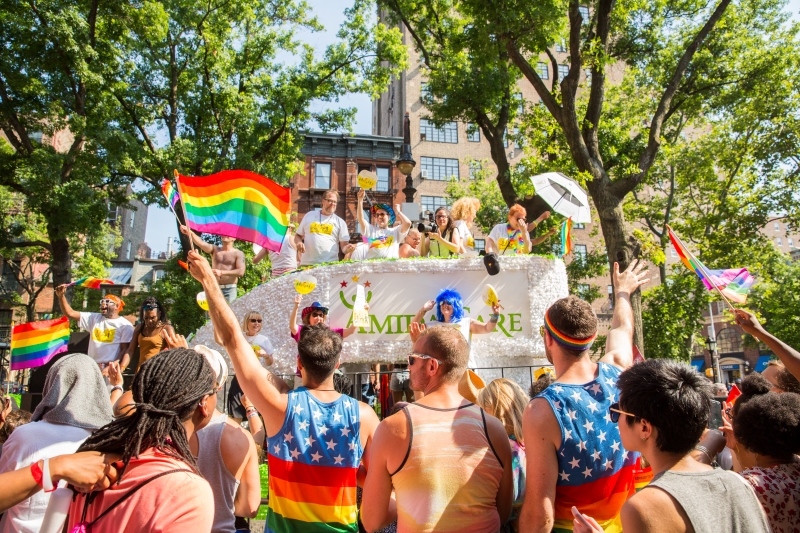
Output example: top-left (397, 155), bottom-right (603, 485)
top-left (617, 359), bottom-right (712, 455)
top-left (529, 373), bottom-right (554, 398)
top-left (419, 326), bottom-right (470, 382)
top-left (298, 326), bottom-right (342, 384)
top-left (546, 296), bottom-right (598, 357)
top-left (733, 374), bottom-right (800, 459)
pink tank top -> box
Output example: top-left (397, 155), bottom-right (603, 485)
top-left (391, 403), bottom-right (504, 533)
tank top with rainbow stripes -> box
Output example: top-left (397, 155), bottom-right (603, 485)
top-left (266, 387), bottom-right (362, 533)
top-left (536, 362), bottom-right (637, 532)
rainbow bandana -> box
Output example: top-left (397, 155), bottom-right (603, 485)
top-left (544, 310), bottom-right (597, 351)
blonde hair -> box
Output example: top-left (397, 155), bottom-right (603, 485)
top-left (451, 197), bottom-right (480, 222)
top-left (476, 378), bottom-right (529, 442)
top-left (241, 310), bottom-right (263, 335)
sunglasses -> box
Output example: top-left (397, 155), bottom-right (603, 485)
top-left (408, 352), bottom-right (440, 367)
top-left (310, 312), bottom-right (326, 318)
top-left (435, 214), bottom-right (448, 219)
top-left (608, 402), bottom-right (637, 424)
top-left (249, 318), bottom-right (262, 323)
top-left (374, 212), bottom-right (389, 217)
top-left (100, 299), bottom-right (116, 306)
top-left (142, 304), bottom-right (159, 310)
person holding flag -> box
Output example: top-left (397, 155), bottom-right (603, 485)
top-left (180, 225), bottom-right (245, 303)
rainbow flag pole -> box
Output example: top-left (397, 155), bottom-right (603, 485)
top-left (174, 173), bottom-right (195, 252)
top-left (158, 171), bottom-right (182, 223)
top-left (11, 316), bottom-right (71, 371)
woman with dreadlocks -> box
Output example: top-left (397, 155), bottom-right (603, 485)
top-left (66, 349), bottom-right (216, 532)
top-left (121, 296), bottom-right (175, 372)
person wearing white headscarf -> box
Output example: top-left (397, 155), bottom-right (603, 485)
top-left (0, 353), bottom-right (113, 533)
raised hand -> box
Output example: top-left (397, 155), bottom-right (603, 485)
top-left (612, 259), bottom-right (650, 295)
top-left (357, 189), bottom-right (365, 201)
top-left (294, 294), bottom-right (302, 307)
top-left (409, 321), bottom-right (426, 343)
top-left (421, 300), bottom-right (436, 312)
top-left (107, 361), bottom-right (123, 387)
top-left (187, 250), bottom-right (214, 283)
top-left (51, 452), bottom-right (122, 493)
top-left (734, 309), bottom-right (763, 336)
top-left (162, 328), bottom-right (189, 349)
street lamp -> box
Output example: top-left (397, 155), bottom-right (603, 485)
top-left (706, 336), bottom-right (720, 384)
top-left (397, 112), bottom-right (417, 203)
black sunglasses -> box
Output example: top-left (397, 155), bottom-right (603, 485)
top-left (142, 304), bottom-right (159, 310)
top-left (608, 402), bottom-right (636, 424)
top-left (249, 318), bottom-right (262, 323)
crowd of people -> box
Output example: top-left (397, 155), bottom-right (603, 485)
top-left (0, 194), bottom-right (798, 533)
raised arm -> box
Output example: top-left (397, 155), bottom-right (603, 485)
top-left (600, 260), bottom-right (650, 370)
top-left (395, 203), bottom-right (411, 234)
top-left (531, 227), bottom-right (558, 247)
top-left (179, 225), bottom-right (215, 254)
top-left (252, 247), bottom-right (268, 265)
top-left (357, 189), bottom-right (367, 232)
top-left (735, 309), bottom-right (800, 382)
top-left (289, 295), bottom-right (302, 337)
top-left (470, 303), bottom-right (502, 334)
top-left (187, 250), bottom-right (288, 424)
top-left (411, 300), bottom-right (436, 324)
top-left (55, 285), bottom-right (81, 321)
top-left (485, 237), bottom-right (499, 255)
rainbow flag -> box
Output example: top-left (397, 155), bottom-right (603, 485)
top-left (667, 226), bottom-right (755, 303)
top-left (67, 277), bottom-right (115, 289)
top-left (161, 178), bottom-right (180, 209)
top-left (176, 169), bottom-right (290, 253)
top-left (10, 316), bottom-right (70, 370)
top-left (561, 218), bottom-right (573, 256)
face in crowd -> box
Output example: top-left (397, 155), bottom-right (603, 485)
top-left (321, 194), bottom-right (338, 215)
top-left (99, 298), bottom-right (118, 318)
top-left (247, 314), bottom-right (263, 336)
top-left (373, 208), bottom-right (390, 229)
top-left (405, 231), bottom-right (421, 249)
top-left (308, 309), bottom-right (326, 326)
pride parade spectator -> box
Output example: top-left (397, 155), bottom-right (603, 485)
top-left (295, 190), bottom-right (355, 265)
top-left (254, 223), bottom-right (299, 277)
top-left (362, 325), bottom-right (513, 533)
top-left (55, 287), bottom-right (133, 374)
top-left (356, 188), bottom-right (412, 259)
top-left (290, 296), bottom-right (359, 340)
top-left (485, 205), bottom-right (556, 255)
top-left (122, 296), bottom-right (174, 372)
top-left (186, 250), bottom-right (380, 533)
top-left (573, 360), bottom-right (770, 533)
top-left (723, 374), bottom-right (800, 533)
top-left (735, 309), bottom-right (800, 382)
top-left (180, 225), bottom-right (246, 303)
top-left (0, 354), bottom-right (114, 533)
top-left (451, 196), bottom-right (480, 256)
top-left (68, 349), bottom-right (216, 532)
top-left (520, 260), bottom-right (649, 533)
top-left (421, 206), bottom-right (462, 258)
top-left (398, 228), bottom-right (422, 258)
top-left (226, 310), bottom-right (275, 423)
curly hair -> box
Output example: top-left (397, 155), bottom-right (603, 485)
top-left (777, 368), bottom-right (800, 394)
top-left (435, 288), bottom-right (465, 323)
top-left (0, 409), bottom-right (32, 445)
top-left (450, 197), bottom-right (480, 222)
top-left (733, 374), bottom-right (800, 459)
top-left (508, 204), bottom-right (526, 221)
top-left (529, 373), bottom-right (555, 398)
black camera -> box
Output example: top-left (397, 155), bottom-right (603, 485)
top-left (417, 211), bottom-right (437, 234)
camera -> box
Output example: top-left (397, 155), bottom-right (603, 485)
top-left (417, 210), bottom-right (437, 234)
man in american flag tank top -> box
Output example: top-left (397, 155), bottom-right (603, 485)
top-left (520, 260), bottom-right (650, 533)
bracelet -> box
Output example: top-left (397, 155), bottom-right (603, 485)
top-left (42, 458), bottom-right (56, 492)
top-left (110, 385), bottom-right (123, 394)
top-left (30, 461), bottom-right (44, 487)
top-left (489, 314), bottom-right (500, 323)
top-left (247, 411), bottom-right (260, 419)
top-left (694, 445), bottom-right (713, 463)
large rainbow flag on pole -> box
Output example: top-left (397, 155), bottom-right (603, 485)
top-left (10, 316), bottom-right (70, 370)
top-left (667, 225), bottom-right (755, 304)
top-left (67, 277), bottom-right (115, 289)
top-left (175, 170), bottom-right (291, 253)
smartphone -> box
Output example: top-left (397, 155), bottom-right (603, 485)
top-left (708, 400), bottom-right (723, 430)
top-left (572, 506), bottom-right (592, 528)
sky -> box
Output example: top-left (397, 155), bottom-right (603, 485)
top-left (145, 0), bottom-right (800, 253)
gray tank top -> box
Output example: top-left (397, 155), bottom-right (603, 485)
top-left (647, 469), bottom-right (770, 533)
top-left (197, 413), bottom-right (241, 533)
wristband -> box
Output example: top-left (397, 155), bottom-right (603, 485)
top-left (247, 411), bottom-right (260, 419)
top-left (110, 385), bottom-right (123, 394)
top-left (694, 445), bottom-right (713, 463)
top-left (489, 314), bottom-right (500, 323)
top-left (42, 458), bottom-right (56, 492)
top-left (30, 461), bottom-right (44, 488)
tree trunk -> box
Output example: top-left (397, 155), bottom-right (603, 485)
top-left (48, 231), bottom-right (72, 310)
top-left (587, 181), bottom-right (645, 351)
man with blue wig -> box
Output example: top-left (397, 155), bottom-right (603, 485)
top-left (412, 288), bottom-right (502, 369)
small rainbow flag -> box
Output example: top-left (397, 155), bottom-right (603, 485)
top-left (667, 226), bottom-right (755, 303)
top-left (10, 316), bottom-right (70, 370)
top-left (161, 178), bottom-right (180, 209)
top-left (67, 277), bottom-right (115, 289)
top-left (560, 218), bottom-right (572, 256)
top-left (176, 170), bottom-right (290, 253)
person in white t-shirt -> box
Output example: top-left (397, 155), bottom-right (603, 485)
top-left (226, 310), bottom-right (276, 423)
top-left (295, 190), bottom-right (356, 266)
top-left (254, 224), bottom-right (300, 277)
top-left (356, 188), bottom-right (412, 259)
top-left (451, 196), bottom-right (481, 256)
top-left (55, 286), bottom-right (134, 374)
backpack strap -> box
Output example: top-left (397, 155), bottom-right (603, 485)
top-left (87, 468), bottom-right (192, 528)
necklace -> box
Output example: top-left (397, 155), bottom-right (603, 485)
top-left (319, 211), bottom-right (334, 225)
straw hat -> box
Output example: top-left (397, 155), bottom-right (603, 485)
top-left (458, 369), bottom-right (486, 403)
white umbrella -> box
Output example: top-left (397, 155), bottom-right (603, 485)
top-left (530, 172), bottom-right (592, 224)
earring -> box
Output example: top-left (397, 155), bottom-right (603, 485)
top-left (641, 436), bottom-right (648, 442)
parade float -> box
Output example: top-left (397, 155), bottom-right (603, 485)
top-left (190, 254), bottom-right (569, 384)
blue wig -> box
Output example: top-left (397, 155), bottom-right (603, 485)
top-left (435, 289), bottom-right (465, 323)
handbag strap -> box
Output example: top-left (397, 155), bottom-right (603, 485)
top-left (86, 468), bottom-right (192, 528)
top-left (501, 226), bottom-right (520, 256)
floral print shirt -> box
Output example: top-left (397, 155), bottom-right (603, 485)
top-left (740, 462), bottom-right (800, 533)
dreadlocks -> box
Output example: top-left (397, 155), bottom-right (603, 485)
top-left (78, 348), bottom-right (215, 474)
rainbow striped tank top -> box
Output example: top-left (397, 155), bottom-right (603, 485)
top-left (537, 363), bottom-right (637, 532)
top-left (266, 387), bottom-right (362, 533)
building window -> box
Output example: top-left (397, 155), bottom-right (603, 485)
top-left (153, 269), bottom-right (166, 281)
top-left (789, 238), bottom-right (794, 248)
top-left (558, 64), bottom-right (570, 79)
top-left (574, 244), bottom-right (587, 261)
top-left (503, 128), bottom-right (509, 148)
top-left (537, 62), bottom-right (549, 79)
top-left (421, 196), bottom-right (449, 216)
top-left (468, 161), bottom-right (482, 179)
top-left (106, 204), bottom-right (119, 225)
top-left (376, 167), bottom-right (390, 192)
top-left (467, 124), bottom-right (481, 142)
top-left (129, 210), bottom-right (135, 228)
top-left (555, 40), bottom-right (567, 53)
top-left (125, 241), bottom-right (132, 260)
top-left (419, 120), bottom-right (458, 143)
top-left (474, 239), bottom-right (485, 252)
top-left (774, 222), bottom-right (780, 230)
top-left (573, 222), bottom-right (585, 229)
top-left (314, 162), bottom-right (331, 189)
top-left (579, 5), bottom-right (590, 23)
top-left (420, 157), bottom-right (459, 181)
top-left (578, 283), bottom-right (591, 300)
top-left (776, 237), bottom-right (782, 247)
top-left (716, 327), bottom-right (743, 354)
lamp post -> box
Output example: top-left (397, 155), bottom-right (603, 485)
top-left (397, 112), bottom-right (417, 203)
top-left (706, 335), bottom-right (719, 384)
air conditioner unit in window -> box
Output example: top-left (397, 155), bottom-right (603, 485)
top-left (420, 169), bottom-right (429, 179)
top-left (420, 133), bottom-right (427, 141)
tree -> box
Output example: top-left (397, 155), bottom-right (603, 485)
top-left (744, 257), bottom-right (800, 351)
